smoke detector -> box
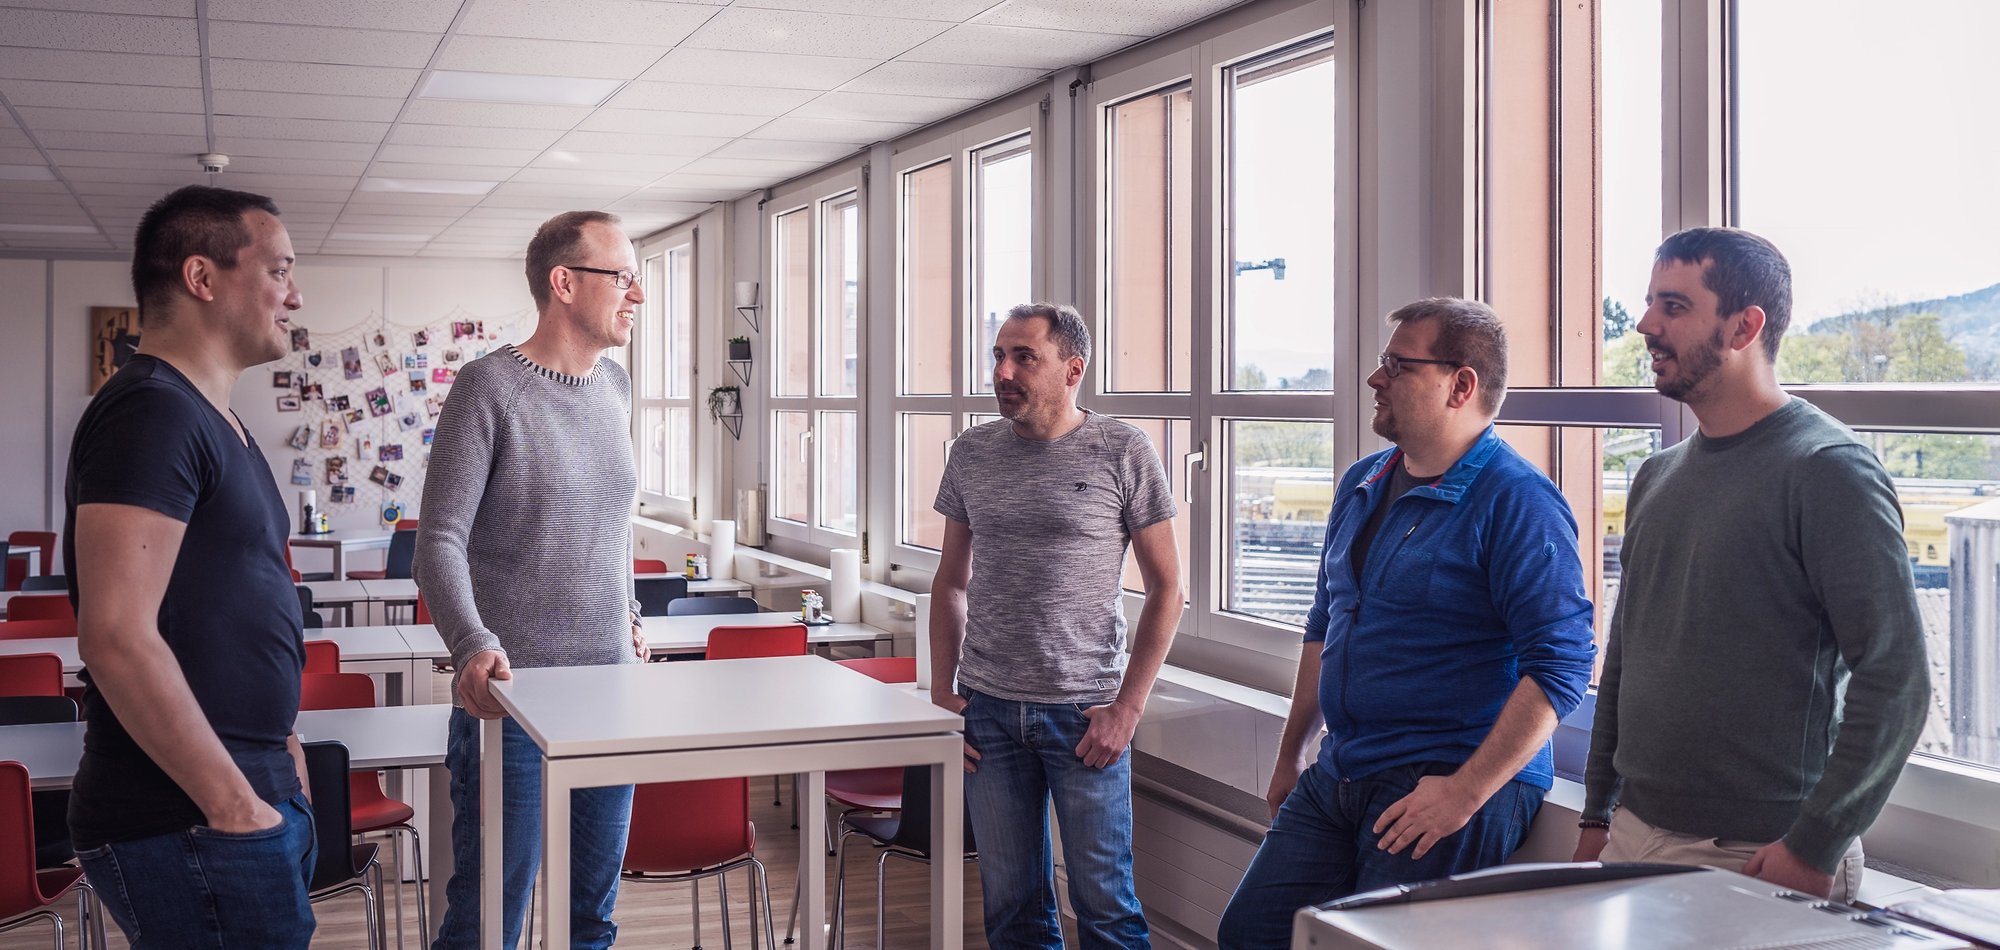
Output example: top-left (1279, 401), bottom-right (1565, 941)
top-left (197, 152), bottom-right (230, 173)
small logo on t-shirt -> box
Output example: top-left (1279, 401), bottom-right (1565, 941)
top-left (1075, 482), bottom-right (1087, 491)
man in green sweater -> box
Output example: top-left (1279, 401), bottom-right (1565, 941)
top-left (1574, 228), bottom-right (1929, 901)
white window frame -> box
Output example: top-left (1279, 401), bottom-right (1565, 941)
top-left (632, 222), bottom-right (698, 520)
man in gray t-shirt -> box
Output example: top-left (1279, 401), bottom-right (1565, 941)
top-left (931, 303), bottom-right (1182, 949)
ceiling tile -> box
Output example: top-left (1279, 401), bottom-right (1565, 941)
top-left (900, 23), bottom-right (1141, 69)
top-left (843, 60), bottom-right (1046, 100)
top-left (397, 99), bottom-right (591, 130)
top-left (0, 147), bottom-right (47, 164)
top-left (0, 130), bottom-right (30, 148)
top-left (638, 47), bottom-right (876, 90)
top-left (0, 47), bottom-right (200, 85)
top-left (209, 59), bottom-right (421, 98)
top-left (68, 179), bottom-right (208, 197)
top-left (213, 90), bottom-right (405, 123)
top-left (216, 156), bottom-right (371, 177)
top-left (0, 1), bottom-right (193, 15)
top-left (212, 115), bottom-right (390, 143)
top-left (649, 171), bottom-right (771, 192)
top-left (217, 172), bottom-right (361, 190)
top-left (488, 181), bottom-right (632, 200)
top-left (707, 137), bottom-right (858, 163)
top-left (574, 109), bottom-right (766, 137)
top-left (732, 0), bottom-right (999, 20)
top-left (552, 130), bottom-right (730, 157)
top-left (210, 0), bottom-right (461, 32)
top-left (673, 155), bottom-right (823, 180)
top-left (388, 124), bottom-right (565, 151)
top-left (0, 9), bottom-right (197, 55)
top-left (62, 165), bottom-right (211, 184)
top-left (30, 130), bottom-right (208, 153)
top-left (605, 197), bottom-right (713, 215)
top-left (745, 115), bottom-right (917, 144)
top-left (222, 138), bottom-right (380, 161)
top-left (345, 192), bottom-right (485, 208)
top-left (207, 22), bottom-right (442, 68)
top-left (681, 7), bottom-right (951, 59)
top-left (0, 78), bottom-right (205, 112)
top-left (435, 36), bottom-right (668, 80)
top-left (627, 183), bottom-right (749, 202)
top-left (532, 150), bottom-right (686, 172)
top-left (971, 0), bottom-right (1241, 36)
top-left (511, 166), bottom-right (667, 187)
top-left (604, 81), bottom-right (818, 116)
top-left (13, 107), bottom-right (203, 135)
top-left (790, 90), bottom-right (981, 124)
top-left (50, 150), bottom-right (198, 170)
top-left (376, 143), bottom-right (544, 166)
top-left (459, 0), bottom-right (718, 45)
top-left (363, 161), bottom-right (518, 181)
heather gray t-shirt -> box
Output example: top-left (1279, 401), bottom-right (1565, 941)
top-left (934, 411), bottom-right (1177, 704)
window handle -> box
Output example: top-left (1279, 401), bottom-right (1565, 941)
top-left (800, 429), bottom-right (814, 463)
top-left (943, 437), bottom-right (957, 466)
top-left (1183, 441), bottom-right (1207, 505)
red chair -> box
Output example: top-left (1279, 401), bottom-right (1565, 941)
top-left (415, 594), bottom-right (432, 625)
top-left (619, 778), bottom-right (774, 950)
top-left (4, 532), bottom-right (55, 592)
top-left (0, 760), bottom-right (102, 947)
top-left (0, 620), bottom-right (74, 641)
top-left (0, 654), bottom-right (62, 698)
top-left (299, 672), bottom-right (427, 942)
top-left (704, 624), bottom-right (807, 661)
top-left (4, 597), bottom-right (70, 623)
top-left (823, 660), bottom-right (918, 864)
top-left (304, 639), bottom-right (340, 675)
top-left (634, 558), bottom-right (669, 575)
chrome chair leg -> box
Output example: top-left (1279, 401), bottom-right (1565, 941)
top-left (720, 867), bottom-right (735, 950)
top-left (752, 857), bottom-right (777, 950)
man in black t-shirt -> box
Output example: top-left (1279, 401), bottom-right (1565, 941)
top-left (65, 184), bottom-right (316, 946)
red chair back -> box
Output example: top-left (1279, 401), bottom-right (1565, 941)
top-left (836, 657), bottom-right (917, 684)
top-left (5, 596), bottom-right (71, 623)
top-left (304, 639), bottom-right (340, 675)
top-left (396, 518), bottom-right (420, 530)
top-left (0, 619), bottom-right (74, 641)
top-left (704, 624), bottom-right (807, 660)
top-left (2, 759), bottom-right (83, 913)
top-left (5, 531), bottom-right (56, 591)
top-left (415, 593), bottom-right (432, 625)
top-left (300, 671), bottom-right (375, 711)
top-left (0, 654), bottom-right (62, 697)
top-left (624, 777), bottom-right (753, 873)
top-left (283, 542), bottom-right (302, 583)
top-left (634, 558), bottom-right (669, 575)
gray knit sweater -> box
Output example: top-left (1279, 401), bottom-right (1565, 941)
top-left (413, 346), bottom-right (639, 682)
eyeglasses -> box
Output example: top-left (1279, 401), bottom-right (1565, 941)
top-left (1376, 352), bottom-right (1463, 378)
top-left (562, 265), bottom-right (640, 290)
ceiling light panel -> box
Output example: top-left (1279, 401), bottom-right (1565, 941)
top-left (900, 23), bottom-right (1141, 69)
top-left (511, 166), bottom-right (668, 187)
top-left (435, 37), bottom-right (668, 81)
top-left (206, 22), bottom-right (443, 68)
top-left (640, 47), bottom-right (876, 90)
top-left (604, 81), bottom-right (818, 116)
top-left (376, 143), bottom-right (544, 166)
top-left (364, 162), bottom-right (520, 183)
top-left (359, 177), bottom-right (499, 196)
top-left (458, 0), bottom-right (718, 45)
top-left (683, 7), bottom-right (952, 59)
top-left (0, 8), bottom-right (198, 55)
top-left (417, 70), bottom-right (624, 107)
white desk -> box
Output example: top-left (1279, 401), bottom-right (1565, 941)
top-left (290, 529), bottom-right (394, 580)
top-left (306, 579), bottom-right (419, 626)
top-left (638, 611), bottom-right (894, 656)
top-left (7, 544), bottom-right (41, 577)
top-left (483, 656), bottom-right (965, 950)
top-left (0, 626), bottom-right (444, 704)
top-left (634, 573), bottom-right (755, 596)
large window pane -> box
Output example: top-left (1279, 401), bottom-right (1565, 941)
top-left (971, 135), bottom-right (1032, 395)
top-left (639, 253), bottom-right (665, 400)
top-left (665, 244), bottom-right (693, 399)
top-left (820, 192), bottom-right (860, 397)
top-left (1226, 420), bottom-right (1335, 625)
top-left (902, 162), bottom-right (953, 395)
top-left (773, 207), bottom-right (811, 397)
top-left (1117, 418), bottom-right (1192, 594)
top-left (817, 410), bottom-right (858, 535)
top-left (664, 407), bottom-right (691, 499)
top-left (1106, 86), bottom-right (1194, 394)
top-left (1227, 44), bottom-right (1335, 393)
top-left (1735, 1), bottom-right (2000, 385)
top-left (901, 413), bottom-right (952, 550)
top-left (640, 405), bottom-right (664, 496)
top-left (1599, 0), bottom-right (1663, 385)
top-left (773, 410), bottom-right (811, 523)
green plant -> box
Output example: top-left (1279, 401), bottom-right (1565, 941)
top-left (707, 385), bottom-right (741, 418)
top-left (728, 335), bottom-right (750, 345)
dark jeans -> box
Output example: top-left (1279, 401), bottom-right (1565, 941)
top-left (1216, 761), bottom-right (1541, 950)
top-left (75, 792), bottom-right (317, 948)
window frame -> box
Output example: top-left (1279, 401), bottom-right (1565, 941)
top-left (631, 221), bottom-right (699, 520)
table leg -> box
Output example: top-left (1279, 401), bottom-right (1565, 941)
top-left (543, 760), bottom-right (573, 949)
top-left (480, 717), bottom-right (503, 950)
top-left (331, 545), bottom-right (346, 581)
top-left (797, 770), bottom-right (827, 949)
top-left (427, 762), bottom-right (451, 946)
top-left (932, 758), bottom-right (963, 949)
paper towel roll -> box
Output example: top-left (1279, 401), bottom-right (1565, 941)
top-left (914, 593), bottom-right (932, 691)
top-left (828, 548), bottom-right (861, 624)
top-left (709, 520), bottom-right (736, 580)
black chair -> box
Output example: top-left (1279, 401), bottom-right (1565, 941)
top-left (304, 741), bottom-right (385, 950)
top-left (665, 596), bottom-right (760, 617)
top-left (825, 766), bottom-right (978, 950)
top-left (635, 576), bottom-right (689, 617)
top-left (18, 576), bottom-right (65, 593)
top-left (347, 529), bottom-right (415, 581)
top-left (295, 585), bottom-right (323, 629)
top-left (0, 696), bottom-right (78, 870)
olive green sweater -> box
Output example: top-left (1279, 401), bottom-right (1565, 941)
top-left (1582, 398), bottom-right (1929, 872)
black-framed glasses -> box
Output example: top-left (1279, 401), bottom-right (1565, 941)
top-left (1377, 352), bottom-right (1463, 378)
top-left (562, 265), bottom-right (640, 290)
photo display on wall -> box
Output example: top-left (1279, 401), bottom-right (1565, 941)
top-left (273, 309), bottom-right (526, 519)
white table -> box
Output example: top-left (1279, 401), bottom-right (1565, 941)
top-left (290, 529), bottom-right (395, 580)
top-left (7, 543), bottom-right (41, 577)
top-left (635, 572), bottom-right (755, 596)
top-left (306, 579), bottom-right (419, 626)
top-left (483, 656), bottom-right (965, 950)
top-left (0, 625), bottom-right (445, 704)
top-left (638, 611), bottom-right (895, 656)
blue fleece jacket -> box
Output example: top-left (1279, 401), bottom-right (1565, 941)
top-left (1305, 427), bottom-right (1596, 790)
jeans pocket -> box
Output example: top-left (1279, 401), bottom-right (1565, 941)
top-left (190, 811), bottom-right (291, 841)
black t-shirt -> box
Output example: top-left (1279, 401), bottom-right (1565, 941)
top-left (1349, 455), bottom-right (1431, 577)
top-left (63, 355), bottom-right (304, 848)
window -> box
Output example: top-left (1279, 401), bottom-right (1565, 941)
top-left (633, 230), bottom-right (696, 514)
top-left (1119, 417), bottom-right (1193, 593)
top-left (970, 135), bottom-right (1033, 396)
top-left (1224, 420), bottom-right (1335, 625)
top-left (899, 413), bottom-right (952, 550)
top-left (1105, 85), bottom-right (1194, 394)
top-left (901, 161), bottom-right (954, 397)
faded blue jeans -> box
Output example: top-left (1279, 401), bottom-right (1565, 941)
top-left (433, 708), bottom-right (635, 950)
top-left (961, 686), bottom-right (1149, 950)
top-left (1216, 760), bottom-right (1543, 950)
top-left (75, 792), bottom-right (317, 947)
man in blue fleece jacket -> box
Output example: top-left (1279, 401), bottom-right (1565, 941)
top-left (1217, 298), bottom-right (1596, 949)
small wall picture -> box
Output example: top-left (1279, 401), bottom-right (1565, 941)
top-left (324, 457), bottom-right (347, 483)
top-left (370, 331), bottom-right (387, 351)
top-left (443, 349), bottom-right (462, 363)
top-left (276, 395), bottom-right (302, 412)
top-left (408, 372), bottom-right (427, 394)
top-left (374, 352), bottom-right (396, 377)
top-left (421, 428), bottom-right (435, 446)
top-left (290, 457), bottom-right (313, 485)
top-left (365, 387), bottom-right (393, 417)
top-left (396, 410), bottom-right (422, 432)
top-left (368, 465), bottom-right (390, 486)
top-left (289, 327), bottom-right (310, 352)
top-left (380, 444), bottom-right (404, 462)
top-left (330, 485), bottom-right (355, 504)
top-left (300, 383), bottom-right (323, 402)
top-left (342, 408), bottom-right (364, 425)
top-left (273, 370), bottom-right (293, 388)
top-left (341, 347), bottom-right (364, 380)
top-left (90, 306), bottom-right (141, 394)
top-left (355, 436), bottom-right (374, 459)
top-left (403, 352), bottom-right (429, 370)
top-left (318, 420), bottom-right (342, 448)
top-left (286, 424), bottom-right (311, 450)
top-left (328, 395), bottom-right (350, 411)
top-left (412, 329), bottom-right (430, 346)
top-left (385, 472), bottom-right (404, 490)
top-left (306, 351), bottom-right (323, 368)
top-left (432, 367), bottom-right (456, 385)
top-left (451, 321), bottom-right (476, 341)
top-left (424, 394), bottom-right (444, 418)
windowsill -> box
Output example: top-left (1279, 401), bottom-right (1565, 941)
top-left (729, 542), bottom-right (921, 607)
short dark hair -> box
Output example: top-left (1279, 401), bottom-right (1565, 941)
top-left (1654, 227), bottom-right (1793, 361)
top-left (525, 211), bottom-right (621, 310)
top-left (131, 185), bottom-right (281, 326)
top-left (1388, 297), bottom-right (1509, 415)
top-left (1004, 302), bottom-right (1093, 365)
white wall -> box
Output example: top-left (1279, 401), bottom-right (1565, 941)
top-left (0, 260), bottom-right (50, 545)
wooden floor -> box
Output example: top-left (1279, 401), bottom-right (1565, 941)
top-left (3, 791), bottom-right (998, 949)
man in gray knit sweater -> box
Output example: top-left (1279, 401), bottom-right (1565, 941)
top-left (418, 211), bottom-right (649, 948)
top-left (1574, 228), bottom-right (1929, 901)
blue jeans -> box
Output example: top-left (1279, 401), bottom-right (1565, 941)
top-left (75, 792), bottom-right (316, 947)
top-left (433, 708), bottom-right (635, 950)
top-left (961, 687), bottom-right (1148, 950)
top-left (1216, 761), bottom-right (1542, 950)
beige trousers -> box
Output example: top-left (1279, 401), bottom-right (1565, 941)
top-left (1600, 807), bottom-right (1866, 903)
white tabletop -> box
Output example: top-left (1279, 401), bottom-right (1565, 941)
top-left (394, 624), bottom-right (450, 659)
top-left (0, 637), bottom-right (77, 669)
top-left (289, 529), bottom-right (395, 547)
top-left (491, 655), bottom-right (960, 759)
top-left (0, 626), bottom-right (444, 672)
top-left (304, 580), bottom-right (372, 604)
top-left (361, 578), bottom-right (419, 600)
top-left (4, 703), bottom-right (451, 790)
top-left (635, 573), bottom-right (755, 595)
top-left (638, 612), bottom-right (888, 653)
